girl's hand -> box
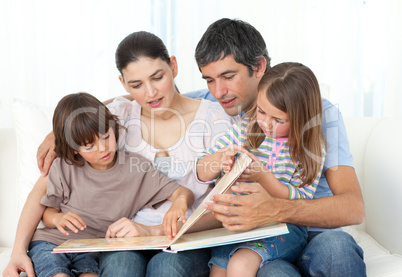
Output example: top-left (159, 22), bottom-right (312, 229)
top-left (237, 151), bottom-right (270, 182)
top-left (220, 145), bottom-right (247, 174)
top-left (53, 212), bottom-right (86, 236)
top-left (105, 217), bottom-right (155, 238)
top-left (163, 196), bottom-right (188, 239)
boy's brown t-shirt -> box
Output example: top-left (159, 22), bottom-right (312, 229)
top-left (31, 152), bottom-right (181, 245)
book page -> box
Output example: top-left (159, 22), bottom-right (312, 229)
top-left (53, 152), bottom-right (253, 254)
top-left (53, 236), bottom-right (171, 253)
top-left (169, 152), bottom-right (252, 245)
top-left (171, 222), bottom-right (288, 251)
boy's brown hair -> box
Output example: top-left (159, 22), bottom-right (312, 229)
top-left (53, 92), bottom-right (122, 167)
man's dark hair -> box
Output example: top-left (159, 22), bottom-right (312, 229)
top-left (195, 18), bottom-right (271, 76)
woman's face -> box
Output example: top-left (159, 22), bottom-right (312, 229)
top-left (119, 56), bottom-right (178, 117)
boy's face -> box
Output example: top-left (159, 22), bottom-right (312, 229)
top-left (199, 55), bottom-right (264, 116)
top-left (77, 128), bottom-right (117, 171)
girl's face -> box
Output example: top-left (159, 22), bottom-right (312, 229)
top-left (119, 56), bottom-right (178, 118)
top-left (256, 92), bottom-right (290, 139)
top-left (77, 127), bottom-right (117, 170)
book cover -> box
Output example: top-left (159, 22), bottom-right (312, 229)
top-left (52, 153), bottom-right (289, 253)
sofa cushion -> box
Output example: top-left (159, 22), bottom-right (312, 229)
top-left (11, 99), bottom-right (53, 215)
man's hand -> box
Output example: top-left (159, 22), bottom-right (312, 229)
top-left (204, 182), bottom-right (279, 232)
top-left (37, 132), bottom-right (57, 176)
top-left (2, 252), bottom-right (35, 277)
top-left (105, 217), bottom-right (163, 238)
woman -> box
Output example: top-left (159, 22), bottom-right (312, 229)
top-left (4, 31), bottom-right (235, 277)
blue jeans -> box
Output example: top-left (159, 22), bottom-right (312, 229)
top-left (210, 224), bottom-right (307, 269)
top-left (28, 240), bottom-right (99, 277)
top-left (99, 251), bottom-right (148, 276)
top-left (257, 231), bottom-right (366, 276)
top-left (99, 248), bottom-right (211, 277)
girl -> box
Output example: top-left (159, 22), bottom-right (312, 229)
top-left (28, 92), bottom-right (193, 277)
top-left (196, 62), bottom-right (326, 277)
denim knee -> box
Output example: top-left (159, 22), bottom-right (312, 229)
top-left (146, 249), bottom-right (211, 277)
top-left (99, 251), bottom-right (147, 277)
top-left (298, 231), bottom-right (366, 276)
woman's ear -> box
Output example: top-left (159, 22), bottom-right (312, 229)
top-left (118, 75), bottom-right (128, 92)
top-left (170, 56), bottom-right (178, 78)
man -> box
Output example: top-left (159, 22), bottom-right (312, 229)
top-left (186, 18), bottom-right (366, 276)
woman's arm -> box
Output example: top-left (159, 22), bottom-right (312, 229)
top-left (3, 176), bottom-right (48, 277)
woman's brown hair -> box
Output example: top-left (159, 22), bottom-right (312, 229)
top-left (246, 62), bottom-right (325, 186)
top-left (53, 92), bottom-right (122, 167)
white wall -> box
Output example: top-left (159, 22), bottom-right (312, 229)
top-left (1, 0), bottom-right (401, 128)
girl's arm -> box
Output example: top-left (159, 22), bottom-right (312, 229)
top-left (163, 186), bottom-right (194, 238)
top-left (196, 144), bottom-right (247, 182)
top-left (238, 147), bottom-right (325, 200)
top-left (196, 151), bottom-right (224, 182)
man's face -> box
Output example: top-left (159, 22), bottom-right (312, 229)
top-left (200, 56), bottom-right (262, 116)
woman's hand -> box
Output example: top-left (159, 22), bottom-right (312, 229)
top-left (105, 217), bottom-right (164, 238)
top-left (2, 251), bottom-right (35, 277)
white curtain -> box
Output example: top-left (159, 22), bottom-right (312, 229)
top-left (1, 0), bottom-right (401, 128)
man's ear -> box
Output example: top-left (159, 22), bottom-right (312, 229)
top-left (170, 56), bottom-right (178, 78)
top-left (255, 57), bottom-right (267, 78)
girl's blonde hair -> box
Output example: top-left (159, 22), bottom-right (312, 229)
top-left (247, 62), bottom-right (325, 186)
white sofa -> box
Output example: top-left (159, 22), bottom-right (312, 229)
top-left (1, 100), bottom-right (402, 276)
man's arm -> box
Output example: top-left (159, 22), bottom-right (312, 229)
top-left (2, 176), bottom-right (48, 277)
top-left (204, 166), bottom-right (364, 231)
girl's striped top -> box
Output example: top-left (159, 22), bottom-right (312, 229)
top-left (196, 117), bottom-right (326, 200)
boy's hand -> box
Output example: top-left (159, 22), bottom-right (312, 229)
top-left (53, 212), bottom-right (86, 236)
top-left (163, 196), bottom-right (188, 239)
top-left (105, 217), bottom-right (160, 238)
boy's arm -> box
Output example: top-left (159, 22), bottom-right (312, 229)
top-left (3, 176), bottom-right (48, 277)
top-left (163, 186), bottom-right (194, 238)
top-left (42, 207), bottom-right (86, 236)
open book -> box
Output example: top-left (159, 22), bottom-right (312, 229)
top-left (52, 153), bottom-right (289, 253)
